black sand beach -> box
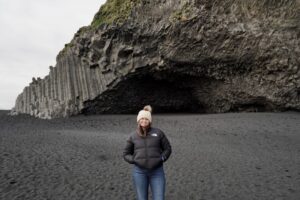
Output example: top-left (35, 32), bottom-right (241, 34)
top-left (0, 110), bottom-right (299, 200)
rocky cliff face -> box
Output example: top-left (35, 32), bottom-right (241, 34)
top-left (11, 0), bottom-right (300, 119)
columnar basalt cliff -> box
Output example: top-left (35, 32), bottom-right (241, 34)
top-left (11, 0), bottom-right (300, 119)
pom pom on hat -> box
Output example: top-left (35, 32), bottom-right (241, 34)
top-left (137, 105), bottom-right (152, 123)
top-left (143, 105), bottom-right (152, 113)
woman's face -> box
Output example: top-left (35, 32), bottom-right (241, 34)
top-left (139, 117), bottom-right (150, 128)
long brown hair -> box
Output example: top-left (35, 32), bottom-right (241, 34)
top-left (136, 123), bottom-right (151, 137)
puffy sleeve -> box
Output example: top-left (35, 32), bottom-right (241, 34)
top-left (160, 130), bottom-right (172, 162)
top-left (123, 134), bottom-right (135, 164)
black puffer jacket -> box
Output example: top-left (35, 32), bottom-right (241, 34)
top-left (123, 127), bottom-right (172, 170)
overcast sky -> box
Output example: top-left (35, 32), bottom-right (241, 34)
top-left (0, 0), bottom-right (106, 109)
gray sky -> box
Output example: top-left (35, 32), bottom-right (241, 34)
top-left (0, 0), bottom-right (106, 109)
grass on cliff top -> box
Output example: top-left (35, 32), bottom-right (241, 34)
top-left (58, 0), bottom-right (141, 57)
top-left (91, 0), bottom-right (141, 28)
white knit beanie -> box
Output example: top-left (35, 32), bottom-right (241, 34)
top-left (137, 105), bottom-right (152, 123)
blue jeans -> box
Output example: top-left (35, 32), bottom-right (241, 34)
top-left (132, 164), bottom-right (166, 200)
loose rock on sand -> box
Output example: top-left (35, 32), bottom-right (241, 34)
top-left (0, 110), bottom-right (299, 200)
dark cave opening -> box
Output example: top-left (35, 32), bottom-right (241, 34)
top-left (81, 71), bottom-right (285, 115)
top-left (82, 72), bottom-right (205, 114)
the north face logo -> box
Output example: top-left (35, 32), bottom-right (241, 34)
top-left (151, 133), bottom-right (158, 137)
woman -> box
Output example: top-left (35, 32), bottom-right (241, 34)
top-left (123, 105), bottom-right (172, 200)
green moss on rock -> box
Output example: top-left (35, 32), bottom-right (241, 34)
top-left (169, 1), bottom-right (195, 22)
top-left (91, 0), bottom-right (141, 28)
top-left (57, 43), bottom-right (74, 58)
